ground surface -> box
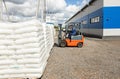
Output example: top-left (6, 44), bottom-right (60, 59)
top-left (42, 37), bottom-right (120, 79)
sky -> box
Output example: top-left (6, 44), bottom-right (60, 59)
top-left (1, 0), bottom-right (90, 23)
top-left (66, 0), bottom-right (83, 5)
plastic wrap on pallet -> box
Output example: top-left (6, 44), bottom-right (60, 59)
top-left (0, 19), bottom-right (54, 79)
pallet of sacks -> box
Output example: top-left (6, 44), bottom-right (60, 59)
top-left (45, 24), bottom-right (54, 53)
top-left (0, 19), bottom-right (54, 79)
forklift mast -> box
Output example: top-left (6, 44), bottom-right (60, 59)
top-left (58, 24), bottom-right (62, 46)
top-left (58, 24), bottom-right (62, 38)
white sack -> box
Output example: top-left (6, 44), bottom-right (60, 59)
top-left (0, 65), bottom-right (9, 69)
top-left (8, 74), bottom-right (25, 78)
top-left (0, 29), bottom-right (13, 34)
top-left (6, 35), bottom-right (22, 39)
top-left (0, 50), bottom-right (15, 55)
top-left (15, 26), bottom-right (42, 34)
top-left (16, 48), bottom-right (41, 54)
top-left (0, 39), bottom-right (14, 45)
top-left (0, 46), bottom-right (7, 50)
top-left (0, 75), bottom-right (10, 79)
top-left (7, 45), bottom-right (23, 50)
top-left (23, 43), bottom-right (41, 48)
top-left (0, 35), bottom-right (6, 39)
top-left (0, 60), bottom-right (15, 65)
top-left (0, 68), bottom-right (44, 74)
top-left (15, 37), bottom-right (42, 44)
top-left (17, 59), bottom-right (40, 64)
top-left (9, 54), bottom-right (40, 59)
top-left (20, 32), bottom-right (41, 38)
top-left (0, 56), bottom-right (8, 59)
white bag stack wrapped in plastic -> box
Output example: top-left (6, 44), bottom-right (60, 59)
top-left (0, 19), bottom-right (54, 79)
top-left (45, 24), bottom-right (54, 53)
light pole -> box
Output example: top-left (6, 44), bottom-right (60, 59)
top-left (43, 0), bottom-right (46, 22)
top-left (0, 0), bottom-right (3, 21)
top-left (3, 0), bottom-right (10, 21)
top-left (36, 0), bottom-right (40, 19)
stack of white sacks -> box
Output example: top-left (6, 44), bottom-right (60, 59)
top-left (0, 19), bottom-right (54, 79)
top-left (45, 24), bottom-right (54, 53)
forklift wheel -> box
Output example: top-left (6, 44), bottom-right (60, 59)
top-left (60, 41), bottom-right (66, 47)
top-left (77, 42), bottom-right (83, 48)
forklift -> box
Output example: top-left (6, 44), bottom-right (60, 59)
top-left (58, 23), bottom-right (84, 48)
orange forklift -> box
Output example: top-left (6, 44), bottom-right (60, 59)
top-left (58, 23), bottom-right (84, 48)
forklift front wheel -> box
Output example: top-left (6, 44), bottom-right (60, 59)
top-left (77, 42), bottom-right (83, 48)
top-left (60, 41), bottom-right (66, 47)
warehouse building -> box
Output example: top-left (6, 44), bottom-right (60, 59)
top-left (65, 0), bottom-right (120, 38)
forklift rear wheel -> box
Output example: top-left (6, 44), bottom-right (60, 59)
top-left (60, 41), bottom-right (66, 47)
top-left (77, 42), bottom-right (83, 48)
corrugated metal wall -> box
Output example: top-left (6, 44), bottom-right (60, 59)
top-left (66, 0), bottom-right (120, 37)
top-left (67, 0), bottom-right (104, 37)
top-left (103, 0), bottom-right (120, 36)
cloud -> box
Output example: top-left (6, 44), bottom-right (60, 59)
top-left (5, 0), bottom-right (27, 4)
top-left (79, 0), bottom-right (91, 9)
top-left (46, 0), bottom-right (80, 23)
top-left (66, 5), bottom-right (79, 12)
top-left (2, 0), bottom-right (80, 23)
top-left (2, 0), bottom-right (37, 21)
top-left (55, 5), bottom-right (79, 23)
top-left (46, 0), bottom-right (66, 12)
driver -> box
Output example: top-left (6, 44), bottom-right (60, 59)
top-left (68, 26), bottom-right (77, 39)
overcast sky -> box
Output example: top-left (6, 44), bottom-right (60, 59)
top-left (2, 0), bottom-right (90, 23)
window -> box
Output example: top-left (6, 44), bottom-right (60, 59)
top-left (90, 16), bottom-right (100, 23)
top-left (81, 20), bottom-right (87, 25)
top-left (75, 23), bottom-right (79, 26)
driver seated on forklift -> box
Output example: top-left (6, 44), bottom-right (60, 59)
top-left (68, 27), bottom-right (77, 39)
